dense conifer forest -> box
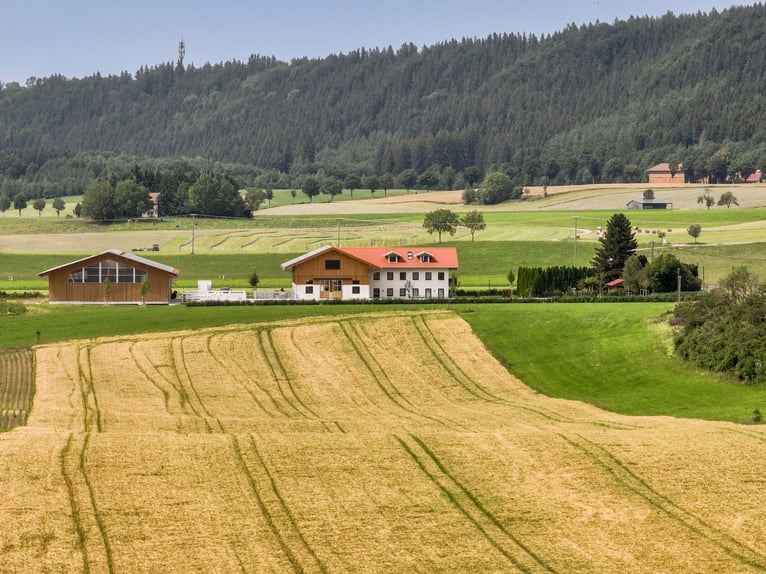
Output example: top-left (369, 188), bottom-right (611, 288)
top-left (1, 4), bottom-right (765, 198)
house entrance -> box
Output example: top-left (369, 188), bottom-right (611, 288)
top-left (319, 279), bottom-right (343, 299)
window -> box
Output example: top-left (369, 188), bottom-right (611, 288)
top-left (399, 271), bottom-right (406, 281)
top-left (373, 271), bottom-right (380, 280)
top-left (438, 288), bottom-right (445, 298)
top-left (399, 288), bottom-right (406, 297)
top-left (325, 259), bottom-right (341, 270)
top-left (412, 271), bottom-right (419, 280)
top-left (412, 288), bottom-right (420, 297)
top-left (386, 271), bottom-right (394, 280)
top-left (373, 288), bottom-right (380, 298)
top-left (438, 272), bottom-right (445, 281)
top-left (386, 288), bottom-right (394, 297)
top-left (305, 286), bottom-right (314, 294)
top-left (425, 288), bottom-right (432, 298)
top-left (352, 286), bottom-right (360, 294)
top-left (419, 254), bottom-right (431, 263)
top-left (425, 271), bottom-right (432, 280)
top-left (407, 251), bottom-right (413, 260)
top-left (387, 254), bottom-right (399, 263)
top-left (68, 260), bottom-right (147, 284)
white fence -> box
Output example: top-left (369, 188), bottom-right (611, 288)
top-left (180, 288), bottom-right (294, 303)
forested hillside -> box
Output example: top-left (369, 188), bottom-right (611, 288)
top-left (1, 5), bottom-right (765, 197)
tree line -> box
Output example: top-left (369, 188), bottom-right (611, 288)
top-left (1, 6), bottom-right (766, 194)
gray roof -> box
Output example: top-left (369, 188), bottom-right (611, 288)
top-left (280, 245), bottom-right (335, 270)
top-left (39, 248), bottom-right (179, 276)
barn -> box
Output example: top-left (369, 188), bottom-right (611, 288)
top-left (647, 163), bottom-right (685, 184)
top-left (39, 249), bottom-right (179, 304)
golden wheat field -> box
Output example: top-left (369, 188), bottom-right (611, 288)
top-left (3, 310), bottom-right (766, 573)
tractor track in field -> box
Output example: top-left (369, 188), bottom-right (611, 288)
top-left (396, 433), bottom-right (560, 574)
top-left (563, 433), bottom-right (766, 571)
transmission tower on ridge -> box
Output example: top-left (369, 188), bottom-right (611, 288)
top-left (178, 39), bottom-right (186, 69)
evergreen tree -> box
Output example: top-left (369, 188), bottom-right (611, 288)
top-left (591, 213), bottom-right (637, 282)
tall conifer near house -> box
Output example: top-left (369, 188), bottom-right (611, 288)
top-left (591, 213), bottom-right (637, 282)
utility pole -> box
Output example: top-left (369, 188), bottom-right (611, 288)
top-left (573, 216), bottom-right (578, 261)
top-left (191, 214), bottom-right (196, 255)
top-left (336, 218), bottom-right (342, 247)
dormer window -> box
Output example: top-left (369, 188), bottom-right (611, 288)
top-left (407, 251), bottom-right (413, 260)
top-left (416, 250), bottom-right (434, 263)
top-left (384, 251), bottom-right (401, 263)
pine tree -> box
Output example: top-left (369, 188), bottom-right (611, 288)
top-left (592, 213), bottom-right (637, 282)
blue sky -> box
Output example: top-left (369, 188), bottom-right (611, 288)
top-left (0, 1), bottom-right (749, 85)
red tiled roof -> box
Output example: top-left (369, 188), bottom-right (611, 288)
top-left (281, 245), bottom-right (459, 270)
top-left (647, 163), bottom-right (683, 173)
top-left (340, 247), bottom-right (459, 269)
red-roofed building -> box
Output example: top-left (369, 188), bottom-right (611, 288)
top-left (647, 163), bottom-right (685, 184)
top-left (281, 245), bottom-right (458, 301)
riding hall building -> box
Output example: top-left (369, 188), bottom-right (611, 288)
top-left (39, 249), bottom-right (179, 304)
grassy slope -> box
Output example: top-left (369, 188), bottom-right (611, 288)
top-left (460, 303), bottom-right (766, 423)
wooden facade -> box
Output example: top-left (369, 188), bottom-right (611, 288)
top-left (288, 249), bottom-right (371, 300)
top-left (39, 249), bottom-right (179, 304)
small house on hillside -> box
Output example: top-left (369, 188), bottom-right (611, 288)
top-left (606, 278), bottom-right (624, 293)
top-left (281, 245), bottom-right (458, 301)
top-left (647, 163), bottom-right (685, 184)
top-left (627, 198), bottom-right (673, 210)
top-left (39, 249), bottom-right (179, 304)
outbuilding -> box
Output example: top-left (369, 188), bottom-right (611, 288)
top-left (39, 248), bottom-right (179, 304)
top-left (647, 163), bottom-right (685, 184)
top-left (626, 198), bottom-right (673, 210)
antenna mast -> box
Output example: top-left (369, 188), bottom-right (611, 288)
top-left (178, 39), bottom-right (186, 69)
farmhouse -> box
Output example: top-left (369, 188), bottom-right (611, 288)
top-left (647, 163), bottom-right (685, 184)
top-left (39, 248), bottom-right (179, 304)
top-left (281, 245), bottom-right (458, 301)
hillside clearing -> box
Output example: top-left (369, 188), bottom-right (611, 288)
top-left (3, 311), bottom-right (766, 572)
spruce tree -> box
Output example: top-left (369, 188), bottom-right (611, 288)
top-left (592, 213), bottom-right (637, 282)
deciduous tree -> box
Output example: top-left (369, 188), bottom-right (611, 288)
top-left (52, 197), bottom-right (66, 216)
top-left (32, 198), bottom-right (46, 217)
top-left (718, 191), bottom-right (739, 208)
top-left (461, 210), bottom-right (486, 241)
top-left (697, 189), bottom-right (715, 209)
top-left (301, 176), bottom-right (320, 202)
top-left (13, 193), bottom-right (27, 217)
top-left (687, 224), bottom-right (702, 243)
top-left (423, 209), bottom-right (460, 242)
top-left (321, 176), bottom-right (343, 202)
